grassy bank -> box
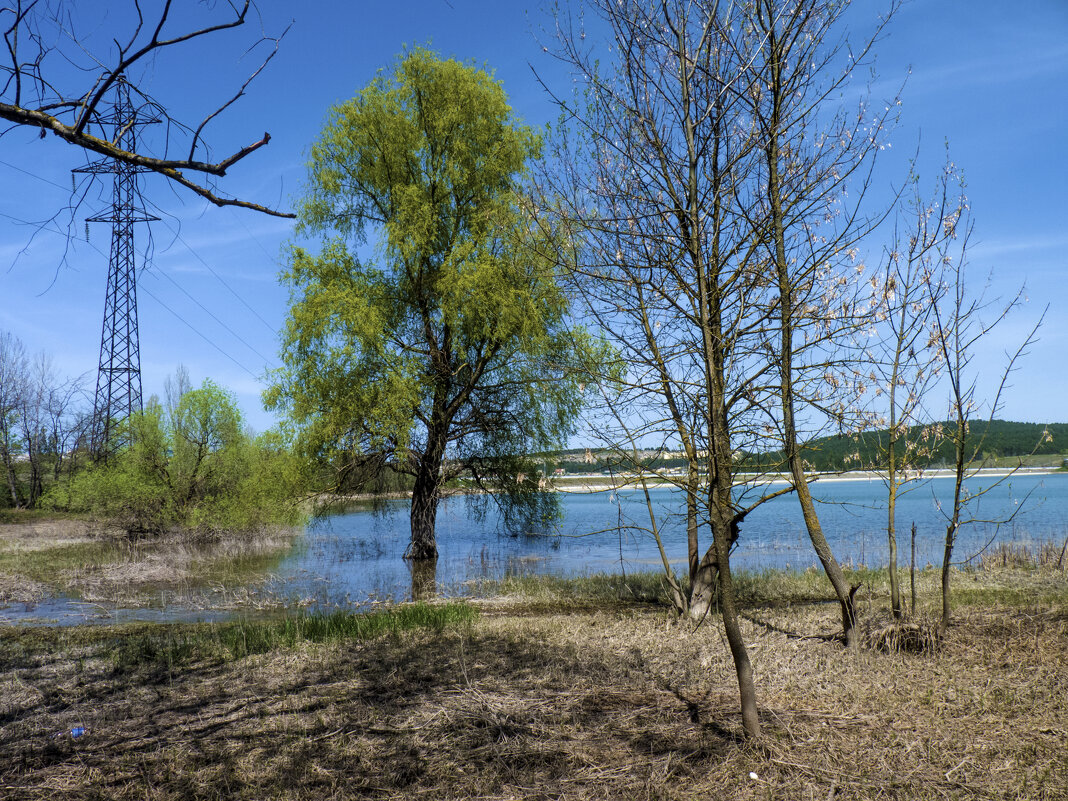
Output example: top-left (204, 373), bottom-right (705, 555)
top-left (1, 556), bottom-right (1066, 800)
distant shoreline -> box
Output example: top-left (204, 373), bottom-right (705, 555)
top-left (314, 467), bottom-right (1065, 503)
top-left (551, 466), bottom-right (1064, 493)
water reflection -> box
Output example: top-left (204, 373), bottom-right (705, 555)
top-left (409, 559), bottom-right (437, 600)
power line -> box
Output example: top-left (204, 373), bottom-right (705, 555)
top-left (144, 266), bottom-right (277, 367)
top-left (161, 219), bottom-right (280, 336)
top-left (140, 283), bottom-right (261, 381)
top-left (3, 155), bottom-right (281, 338)
top-left (2, 210), bottom-right (266, 383)
top-left (0, 158), bottom-right (70, 192)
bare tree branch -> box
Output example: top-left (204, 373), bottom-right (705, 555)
top-left (1, 0), bottom-right (293, 217)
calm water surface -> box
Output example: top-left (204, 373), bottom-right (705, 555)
top-left (276, 471), bottom-right (1068, 607)
top-left (4, 471), bottom-right (1066, 623)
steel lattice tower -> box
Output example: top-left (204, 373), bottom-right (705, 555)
top-left (74, 79), bottom-right (159, 456)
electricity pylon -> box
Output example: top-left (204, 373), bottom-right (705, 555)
top-left (74, 78), bottom-right (159, 457)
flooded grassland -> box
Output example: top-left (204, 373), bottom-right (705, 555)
top-left (0, 518), bottom-right (300, 624)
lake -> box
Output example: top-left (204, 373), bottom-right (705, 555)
top-left (3, 470), bottom-right (1066, 624)
top-left (273, 470), bottom-right (1068, 608)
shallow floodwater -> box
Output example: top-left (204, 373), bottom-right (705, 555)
top-left (3, 471), bottom-right (1066, 624)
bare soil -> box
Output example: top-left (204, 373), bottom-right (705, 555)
top-left (1, 593), bottom-right (1066, 799)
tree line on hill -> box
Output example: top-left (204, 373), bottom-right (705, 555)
top-left (548, 420), bottom-right (1066, 476)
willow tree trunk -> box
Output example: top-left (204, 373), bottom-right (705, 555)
top-left (407, 478), bottom-right (439, 560)
top-left (406, 425), bottom-right (448, 562)
top-left (410, 558), bottom-right (437, 600)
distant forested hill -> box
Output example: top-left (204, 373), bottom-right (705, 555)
top-left (795, 420), bottom-right (1068, 471)
top-left (547, 420), bottom-right (1068, 474)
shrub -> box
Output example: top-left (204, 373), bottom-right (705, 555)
top-left (47, 380), bottom-right (305, 533)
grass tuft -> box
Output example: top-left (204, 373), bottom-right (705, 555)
top-left (113, 601), bottom-right (477, 670)
top-left (482, 570), bottom-right (672, 605)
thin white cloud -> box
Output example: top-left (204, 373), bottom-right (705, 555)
top-left (969, 234), bottom-right (1068, 260)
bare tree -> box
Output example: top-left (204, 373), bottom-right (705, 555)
top-left (929, 214), bottom-right (1043, 634)
top-left (0, 329), bottom-right (28, 506)
top-left (867, 164), bottom-right (960, 619)
top-left (164, 363), bottom-right (192, 421)
top-left (540, 0), bottom-right (801, 739)
top-left (738, 0), bottom-right (900, 646)
top-left (1, 0), bottom-right (292, 217)
top-left (0, 330), bottom-right (88, 507)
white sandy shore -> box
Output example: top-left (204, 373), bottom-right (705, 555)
top-left (552, 467), bottom-right (1064, 493)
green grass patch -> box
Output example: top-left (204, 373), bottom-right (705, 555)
top-left (482, 565), bottom-right (897, 609)
top-left (480, 562), bottom-right (1068, 616)
top-left (187, 538), bottom-right (298, 585)
top-left (950, 568), bottom-right (1068, 609)
top-left (732, 564), bottom-right (891, 606)
top-left (112, 601), bottom-right (478, 670)
top-left (480, 570), bottom-right (675, 606)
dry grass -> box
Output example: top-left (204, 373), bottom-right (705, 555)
top-left (1, 571), bottom-right (1066, 800)
top-left (0, 521), bottom-right (299, 610)
top-left (981, 540), bottom-right (1068, 571)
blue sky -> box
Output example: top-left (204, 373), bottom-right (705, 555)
top-left (1, 0), bottom-right (1066, 435)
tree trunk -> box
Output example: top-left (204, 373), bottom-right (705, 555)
top-left (0, 442), bottom-right (22, 509)
top-left (940, 430), bottom-right (966, 635)
top-left (711, 509), bottom-right (760, 738)
top-left (27, 440), bottom-right (43, 507)
top-left (910, 521), bottom-right (918, 616)
top-left (407, 466), bottom-right (440, 561)
top-left (409, 558), bottom-right (437, 600)
top-left (888, 482), bottom-right (902, 619)
top-left (686, 470), bottom-right (700, 582)
top-left (2, 458), bottom-right (19, 508)
top-left (791, 472), bottom-right (858, 645)
top-left (688, 546), bottom-right (718, 620)
top-left (940, 521), bottom-right (956, 635)
top-left (766, 29), bottom-right (856, 646)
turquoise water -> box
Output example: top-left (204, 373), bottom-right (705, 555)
top-left (4, 471), bottom-right (1066, 623)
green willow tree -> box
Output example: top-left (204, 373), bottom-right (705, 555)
top-left (267, 48), bottom-right (594, 561)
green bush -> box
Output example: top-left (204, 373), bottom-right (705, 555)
top-left (46, 380), bottom-right (306, 533)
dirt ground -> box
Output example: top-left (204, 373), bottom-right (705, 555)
top-left (1, 594), bottom-right (1066, 800)
top-left (0, 520), bottom-right (95, 604)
